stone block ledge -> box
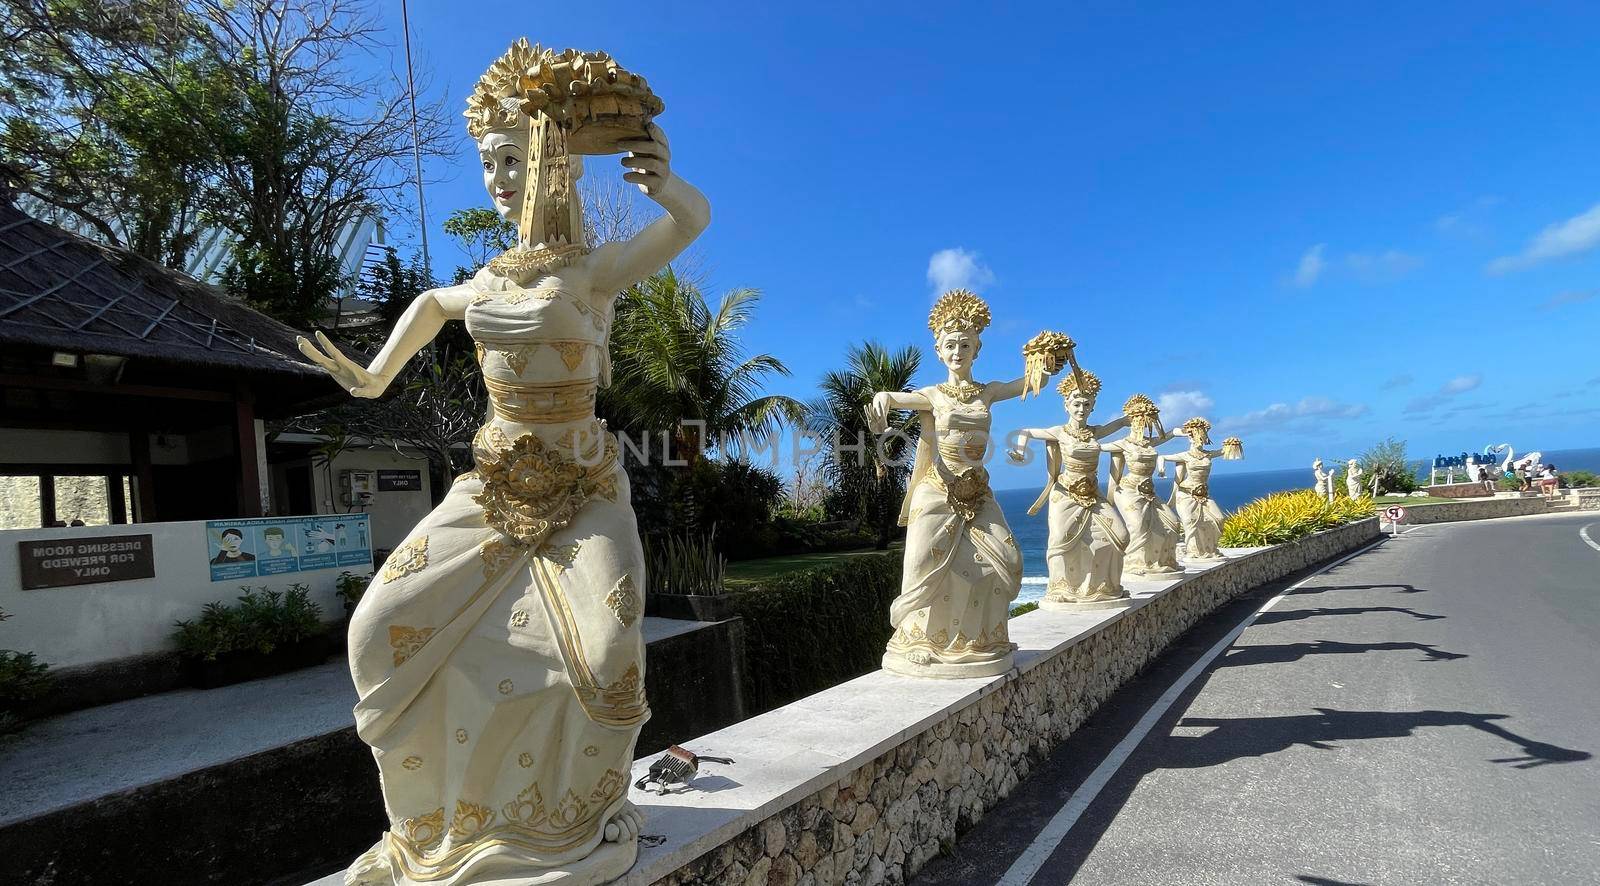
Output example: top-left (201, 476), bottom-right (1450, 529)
top-left (1382, 496), bottom-right (1549, 526)
top-left (604, 517), bottom-right (1381, 886)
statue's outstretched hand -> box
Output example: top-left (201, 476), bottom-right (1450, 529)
top-left (618, 123), bottom-right (672, 198)
top-left (296, 331), bottom-right (385, 398)
top-left (864, 392), bottom-right (892, 435)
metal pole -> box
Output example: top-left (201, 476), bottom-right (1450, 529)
top-left (400, 0), bottom-right (431, 278)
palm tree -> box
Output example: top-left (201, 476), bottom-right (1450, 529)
top-left (806, 341), bottom-right (922, 549)
top-left (602, 266), bottom-right (804, 460)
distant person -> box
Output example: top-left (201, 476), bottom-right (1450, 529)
top-left (1539, 465), bottom-right (1560, 497)
top-left (211, 528), bottom-right (255, 564)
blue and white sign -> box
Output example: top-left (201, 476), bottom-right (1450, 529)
top-left (204, 514), bottom-right (371, 582)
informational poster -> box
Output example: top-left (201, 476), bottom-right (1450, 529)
top-left (204, 514), bottom-right (371, 582)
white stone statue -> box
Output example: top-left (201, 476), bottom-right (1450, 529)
top-left (1312, 458), bottom-right (1335, 503)
top-left (1009, 369), bottom-right (1133, 610)
top-left (864, 291), bottom-right (1062, 677)
top-left (297, 41), bottom-right (707, 886)
top-left (1106, 394), bottom-right (1185, 578)
top-left (1160, 419), bottom-right (1239, 561)
top-left (1345, 458), bottom-right (1364, 499)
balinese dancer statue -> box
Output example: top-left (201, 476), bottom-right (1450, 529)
top-left (1010, 369), bottom-right (1133, 610)
top-left (864, 291), bottom-right (1065, 677)
top-left (1106, 394), bottom-right (1185, 578)
top-left (1312, 458), bottom-right (1335, 503)
top-left (297, 41), bottom-right (709, 885)
top-left (1160, 419), bottom-right (1242, 562)
top-left (1345, 458), bottom-right (1364, 499)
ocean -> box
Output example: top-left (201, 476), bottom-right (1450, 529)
top-left (1000, 446), bottom-right (1600, 605)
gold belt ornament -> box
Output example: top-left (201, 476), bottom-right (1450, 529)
top-left (1179, 482), bottom-right (1209, 500)
top-left (936, 439), bottom-right (987, 465)
top-left (1059, 473), bottom-right (1100, 508)
top-left (472, 424), bottom-right (619, 547)
top-left (926, 465), bottom-right (991, 522)
top-left (483, 376), bottom-right (596, 424)
top-left (1121, 476), bottom-right (1156, 498)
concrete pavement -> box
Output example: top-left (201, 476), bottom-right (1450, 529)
top-left (915, 512), bottom-right (1600, 885)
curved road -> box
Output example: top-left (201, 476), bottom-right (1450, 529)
top-left (915, 511), bottom-right (1600, 886)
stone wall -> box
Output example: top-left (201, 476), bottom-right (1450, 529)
top-left (1388, 496), bottom-right (1549, 525)
top-left (1423, 481), bottom-right (1497, 499)
top-left (631, 518), bottom-right (1380, 886)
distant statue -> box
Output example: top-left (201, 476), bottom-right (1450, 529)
top-left (1161, 420), bottom-right (1241, 561)
top-left (1346, 459), bottom-right (1364, 499)
top-left (1010, 368), bottom-right (1133, 609)
top-left (865, 290), bottom-right (1066, 677)
top-left (1312, 458), bottom-right (1335, 503)
top-left (298, 41), bottom-right (704, 886)
top-left (1106, 394), bottom-right (1185, 578)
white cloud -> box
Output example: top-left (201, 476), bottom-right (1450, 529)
top-left (1537, 289), bottom-right (1597, 312)
top-left (1380, 373), bottom-right (1413, 390)
top-left (1488, 200), bottom-right (1600, 274)
top-left (1217, 397), bottom-right (1370, 434)
top-left (1293, 244), bottom-right (1326, 288)
top-left (1156, 390), bottom-right (1214, 419)
top-left (1405, 374), bottom-right (1483, 414)
top-left (1345, 250), bottom-right (1423, 282)
top-left (926, 247), bottom-right (995, 295)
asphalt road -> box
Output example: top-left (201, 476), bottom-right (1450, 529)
top-left (915, 511), bottom-right (1600, 886)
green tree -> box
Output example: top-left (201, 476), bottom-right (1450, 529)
top-left (441, 207), bottom-right (517, 283)
top-left (806, 341), bottom-right (922, 549)
top-left (1359, 437), bottom-right (1419, 495)
top-left (603, 267), bottom-right (803, 461)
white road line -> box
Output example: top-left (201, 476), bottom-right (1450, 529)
top-left (994, 539), bottom-right (1385, 886)
top-left (1581, 523), bottom-right (1600, 554)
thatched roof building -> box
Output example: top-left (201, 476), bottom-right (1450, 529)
top-left (0, 202), bottom-right (344, 524)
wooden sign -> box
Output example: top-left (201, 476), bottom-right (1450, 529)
top-left (18, 534), bottom-right (155, 590)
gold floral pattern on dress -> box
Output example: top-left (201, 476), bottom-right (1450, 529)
top-left (926, 465), bottom-right (991, 522)
top-left (549, 340), bottom-right (587, 371)
top-left (604, 574), bottom-right (640, 628)
top-left (509, 609), bottom-right (530, 628)
top-left (518, 752), bottom-right (534, 768)
top-left (591, 768), bottom-right (627, 804)
top-left (480, 538), bottom-right (524, 577)
top-left (549, 789), bottom-right (589, 830)
top-left (541, 542), bottom-right (580, 573)
top-left (498, 679), bottom-right (514, 695)
top-left (583, 745), bottom-right (598, 757)
top-left (448, 800), bottom-right (495, 840)
top-left (473, 427), bottom-right (619, 547)
top-left (401, 755), bottom-right (423, 771)
top-left (388, 626), bottom-right (436, 667)
top-left (501, 345), bottom-right (536, 375)
top-left (381, 536), bottom-right (429, 583)
top-left (401, 808), bottom-right (445, 849)
top-left (502, 781), bottom-right (547, 825)
top-left (454, 728), bottom-right (468, 744)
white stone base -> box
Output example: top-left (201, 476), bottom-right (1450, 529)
top-left (1127, 565), bottom-right (1186, 578)
top-left (1039, 595), bottom-right (1133, 612)
top-left (881, 648), bottom-right (1015, 679)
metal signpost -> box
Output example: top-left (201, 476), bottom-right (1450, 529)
top-left (1384, 505), bottom-right (1406, 537)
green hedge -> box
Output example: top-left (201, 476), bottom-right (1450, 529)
top-left (728, 550), bottom-right (902, 714)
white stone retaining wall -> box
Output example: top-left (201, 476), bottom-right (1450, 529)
top-left (620, 517), bottom-right (1381, 886)
top-left (1386, 496), bottom-right (1549, 526)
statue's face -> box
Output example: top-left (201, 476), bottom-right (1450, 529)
top-left (1314, 459), bottom-right (1323, 470)
top-left (1066, 391), bottom-right (1095, 421)
top-left (936, 330), bottom-right (980, 373)
top-left (479, 128), bottom-right (529, 221)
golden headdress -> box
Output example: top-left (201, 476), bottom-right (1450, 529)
top-left (464, 40), bottom-right (663, 154)
top-left (928, 289), bottom-right (992, 335)
top-left (1122, 393), bottom-right (1159, 434)
top-left (1181, 416), bottom-right (1212, 445)
top-left (1056, 368), bottom-right (1101, 397)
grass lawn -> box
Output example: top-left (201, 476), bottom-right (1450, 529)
top-left (1372, 494), bottom-right (1491, 507)
top-left (724, 543), bottom-right (902, 589)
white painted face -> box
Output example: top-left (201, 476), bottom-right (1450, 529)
top-left (936, 330), bottom-right (980, 373)
top-left (1066, 391), bottom-right (1095, 421)
top-left (479, 129), bottom-right (529, 220)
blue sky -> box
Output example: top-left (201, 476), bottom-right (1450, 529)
top-left (373, 1), bottom-right (1600, 483)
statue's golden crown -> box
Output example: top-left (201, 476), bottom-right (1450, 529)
top-left (927, 289), bottom-right (991, 334)
top-left (465, 39), bottom-right (663, 152)
top-left (1123, 393), bottom-right (1158, 418)
top-left (1057, 369), bottom-right (1101, 397)
top-left (1181, 416), bottom-right (1212, 434)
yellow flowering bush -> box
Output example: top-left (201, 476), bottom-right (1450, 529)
top-left (1220, 489), bottom-right (1374, 547)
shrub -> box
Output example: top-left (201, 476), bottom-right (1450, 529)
top-left (1497, 475), bottom-right (1522, 492)
top-left (1565, 470), bottom-right (1599, 488)
top-left (645, 528), bottom-right (727, 597)
top-left (728, 550), bottom-right (901, 714)
top-left (335, 571), bottom-right (372, 614)
top-left (1360, 437), bottom-right (1418, 494)
top-left (173, 585), bottom-right (324, 661)
top-left (0, 649), bottom-right (52, 734)
top-left (1010, 601), bottom-right (1040, 618)
top-left (1220, 489), bottom-right (1374, 547)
